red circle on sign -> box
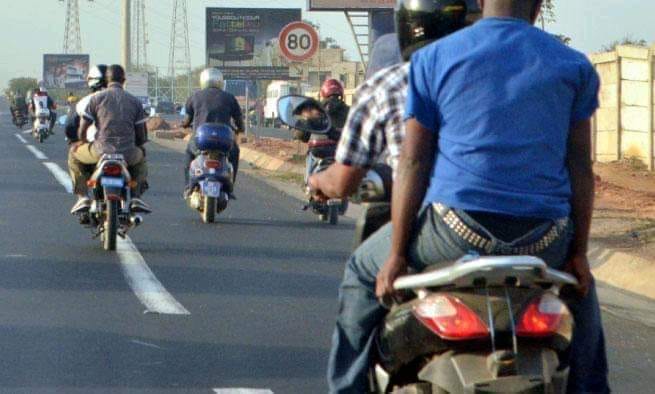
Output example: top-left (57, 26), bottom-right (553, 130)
top-left (278, 21), bottom-right (319, 62)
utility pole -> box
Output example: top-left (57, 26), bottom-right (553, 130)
top-left (168, 0), bottom-right (192, 103)
top-left (61, 0), bottom-right (83, 53)
top-left (121, 0), bottom-right (132, 71)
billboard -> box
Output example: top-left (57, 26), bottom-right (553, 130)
top-left (308, 0), bottom-right (394, 10)
top-left (206, 8), bottom-right (301, 80)
top-left (125, 72), bottom-right (149, 98)
top-left (43, 54), bottom-right (90, 90)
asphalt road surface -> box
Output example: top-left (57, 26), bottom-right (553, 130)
top-left (1, 101), bottom-right (654, 393)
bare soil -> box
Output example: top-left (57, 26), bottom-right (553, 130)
top-left (593, 160), bottom-right (655, 260)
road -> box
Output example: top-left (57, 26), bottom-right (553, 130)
top-left (1, 102), bottom-right (655, 393)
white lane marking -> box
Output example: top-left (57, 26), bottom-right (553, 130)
top-left (213, 390), bottom-right (274, 394)
top-left (130, 339), bottom-right (164, 350)
top-left (14, 133), bottom-right (27, 144)
top-left (25, 145), bottom-right (48, 160)
top-left (40, 161), bottom-right (189, 315)
top-left (117, 236), bottom-right (191, 315)
top-left (22, 129), bottom-right (31, 134)
top-left (43, 162), bottom-right (73, 193)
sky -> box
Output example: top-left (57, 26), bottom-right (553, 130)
top-left (1, 0), bottom-right (654, 89)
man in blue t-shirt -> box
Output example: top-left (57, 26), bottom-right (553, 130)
top-left (328, 1), bottom-right (609, 393)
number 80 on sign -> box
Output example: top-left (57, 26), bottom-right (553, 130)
top-left (278, 22), bottom-right (319, 62)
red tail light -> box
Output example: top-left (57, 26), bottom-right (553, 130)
top-left (102, 164), bottom-right (122, 176)
top-left (413, 294), bottom-right (489, 340)
top-left (204, 159), bottom-right (221, 169)
top-left (516, 293), bottom-right (569, 337)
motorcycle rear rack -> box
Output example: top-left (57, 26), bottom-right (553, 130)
top-left (393, 256), bottom-right (577, 292)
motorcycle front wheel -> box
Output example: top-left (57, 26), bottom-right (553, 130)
top-left (202, 196), bottom-right (216, 223)
top-left (103, 200), bottom-right (118, 251)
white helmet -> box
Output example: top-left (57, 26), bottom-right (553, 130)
top-left (38, 86), bottom-right (47, 94)
top-left (199, 67), bottom-right (224, 90)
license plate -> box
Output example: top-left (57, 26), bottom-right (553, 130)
top-left (201, 181), bottom-right (221, 197)
top-left (101, 177), bottom-right (124, 187)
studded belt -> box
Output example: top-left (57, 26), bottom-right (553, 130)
top-left (432, 203), bottom-right (568, 255)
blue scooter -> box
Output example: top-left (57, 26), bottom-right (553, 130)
top-left (186, 123), bottom-right (234, 223)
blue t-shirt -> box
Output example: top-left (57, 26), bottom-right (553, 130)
top-left (406, 17), bottom-right (600, 219)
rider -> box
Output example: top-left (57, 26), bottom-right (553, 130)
top-left (69, 64), bottom-right (150, 214)
top-left (328, 0), bottom-right (610, 393)
top-left (9, 91), bottom-right (28, 125)
top-left (65, 64), bottom-right (108, 144)
top-left (31, 86), bottom-right (57, 133)
top-left (310, 0), bottom-right (478, 204)
top-left (182, 67), bottom-right (244, 199)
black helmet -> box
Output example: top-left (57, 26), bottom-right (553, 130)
top-left (87, 64), bottom-right (108, 91)
top-left (395, 0), bottom-right (480, 61)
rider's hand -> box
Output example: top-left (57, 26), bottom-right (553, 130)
top-left (308, 174), bottom-right (328, 202)
top-left (376, 255), bottom-right (408, 302)
top-left (564, 254), bottom-right (593, 297)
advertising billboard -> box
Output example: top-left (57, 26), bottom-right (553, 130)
top-left (206, 8), bottom-right (301, 80)
top-left (43, 54), bottom-right (90, 90)
top-left (307, 0), bottom-right (394, 10)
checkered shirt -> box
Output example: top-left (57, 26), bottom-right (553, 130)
top-left (335, 62), bottom-right (409, 175)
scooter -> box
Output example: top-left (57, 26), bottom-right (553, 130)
top-left (348, 168), bottom-right (579, 393)
top-left (277, 95), bottom-right (347, 225)
top-left (12, 109), bottom-right (27, 129)
top-left (75, 154), bottom-right (148, 251)
top-left (185, 123), bottom-right (234, 224)
top-left (33, 103), bottom-right (50, 143)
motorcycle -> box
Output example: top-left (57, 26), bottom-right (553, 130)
top-left (277, 95), bottom-right (347, 225)
top-left (32, 103), bottom-right (50, 143)
top-left (348, 168), bottom-right (579, 393)
top-left (75, 154), bottom-right (147, 251)
top-left (12, 109), bottom-right (27, 129)
top-left (185, 123), bottom-right (234, 224)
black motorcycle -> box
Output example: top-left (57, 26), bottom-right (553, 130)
top-left (348, 167), bottom-right (579, 393)
top-left (277, 95), bottom-right (347, 225)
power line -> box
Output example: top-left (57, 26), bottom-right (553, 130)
top-left (168, 0), bottom-right (192, 102)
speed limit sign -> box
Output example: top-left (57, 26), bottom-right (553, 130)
top-left (278, 22), bottom-right (319, 62)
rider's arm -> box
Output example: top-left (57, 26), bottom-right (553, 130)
top-left (310, 163), bottom-right (367, 198)
top-left (181, 96), bottom-right (194, 128)
top-left (135, 103), bottom-right (148, 147)
top-left (567, 119), bottom-right (594, 259)
top-left (231, 96), bottom-right (245, 134)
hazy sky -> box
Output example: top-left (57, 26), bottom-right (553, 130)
top-left (1, 0), bottom-right (653, 88)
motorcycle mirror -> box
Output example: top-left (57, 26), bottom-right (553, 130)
top-left (277, 95), bottom-right (332, 135)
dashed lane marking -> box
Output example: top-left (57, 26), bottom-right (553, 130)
top-left (25, 145), bottom-right (48, 160)
top-left (14, 133), bottom-right (27, 144)
top-left (40, 161), bottom-right (189, 315)
top-left (213, 390), bottom-right (274, 394)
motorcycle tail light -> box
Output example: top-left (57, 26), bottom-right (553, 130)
top-left (516, 293), bottom-right (569, 337)
top-left (204, 159), bottom-right (221, 169)
top-left (102, 164), bottom-right (122, 176)
top-left (413, 294), bottom-right (489, 340)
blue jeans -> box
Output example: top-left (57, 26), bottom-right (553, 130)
top-left (327, 205), bottom-right (609, 393)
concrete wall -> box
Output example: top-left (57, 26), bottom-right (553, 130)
top-left (590, 45), bottom-right (654, 169)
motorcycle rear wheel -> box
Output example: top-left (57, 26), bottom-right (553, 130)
top-left (202, 196), bottom-right (216, 223)
top-left (103, 200), bottom-right (118, 251)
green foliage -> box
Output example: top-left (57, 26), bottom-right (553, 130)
top-left (539, 0), bottom-right (556, 27)
top-left (601, 36), bottom-right (649, 52)
top-left (4, 77), bottom-right (38, 98)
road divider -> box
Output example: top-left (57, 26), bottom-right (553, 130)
top-left (26, 145), bottom-right (48, 160)
top-left (41, 161), bottom-right (190, 315)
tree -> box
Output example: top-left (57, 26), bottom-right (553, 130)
top-left (4, 77), bottom-right (38, 98)
top-left (601, 36), bottom-right (649, 52)
top-left (539, 0), bottom-right (556, 29)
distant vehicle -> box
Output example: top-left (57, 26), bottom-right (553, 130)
top-left (265, 81), bottom-right (308, 128)
top-left (155, 99), bottom-right (175, 115)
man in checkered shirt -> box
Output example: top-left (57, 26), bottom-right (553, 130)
top-left (308, 61), bottom-right (407, 198)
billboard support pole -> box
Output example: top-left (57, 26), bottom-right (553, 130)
top-left (245, 84), bottom-right (250, 139)
top-left (121, 0), bottom-right (132, 71)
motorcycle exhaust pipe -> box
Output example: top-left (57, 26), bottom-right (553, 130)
top-left (130, 215), bottom-right (143, 227)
